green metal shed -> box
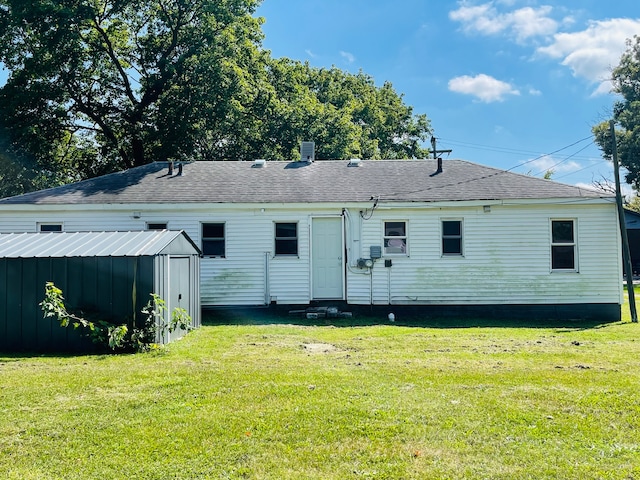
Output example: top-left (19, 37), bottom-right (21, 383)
top-left (0, 230), bottom-right (201, 352)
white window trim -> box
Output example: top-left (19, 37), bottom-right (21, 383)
top-left (550, 218), bottom-right (578, 272)
top-left (274, 221), bottom-right (299, 257)
top-left (37, 222), bottom-right (63, 232)
top-left (146, 222), bottom-right (168, 230)
top-left (201, 222), bottom-right (226, 258)
top-left (441, 218), bottom-right (464, 257)
top-left (383, 220), bottom-right (409, 256)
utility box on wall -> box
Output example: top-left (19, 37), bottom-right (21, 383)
top-left (0, 230), bottom-right (201, 353)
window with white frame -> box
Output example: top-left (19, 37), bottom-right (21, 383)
top-left (275, 222), bottom-right (298, 256)
top-left (275, 222), bottom-right (298, 255)
top-left (384, 221), bottom-right (407, 255)
top-left (146, 222), bottom-right (167, 230)
top-left (551, 219), bottom-right (576, 270)
top-left (38, 223), bottom-right (62, 232)
top-left (442, 220), bottom-right (463, 255)
top-left (202, 223), bottom-right (225, 257)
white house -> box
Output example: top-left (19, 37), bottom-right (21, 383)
top-left (0, 156), bottom-right (622, 321)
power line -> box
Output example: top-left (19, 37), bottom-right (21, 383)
top-left (530, 143), bottom-right (593, 177)
top-left (554, 159), bottom-right (611, 180)
top-left (380, 135), bottom-right (606, 199)
top-left (439, 138), bottom-right (547, 157)
top-left (438, 135), bottom-right (597, 163)
top-left (502, 135), bottom-right (595, 172)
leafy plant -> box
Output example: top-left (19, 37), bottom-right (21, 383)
top-left (40, 282), bottom-right (192, 352)
top-left (40, 281), bottom-right (122, 349)
top-left (141, 293), bottom-right (193, 344)
top-left (40, 282), bottom-right (96, 331)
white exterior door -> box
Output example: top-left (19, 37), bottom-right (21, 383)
top-left (168, 256), bottom-right (191, 341)
top-left (312, 217), bottom-right (344, 299)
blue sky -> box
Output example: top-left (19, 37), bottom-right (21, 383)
top-left (256, 0), bottom-right (640, 192)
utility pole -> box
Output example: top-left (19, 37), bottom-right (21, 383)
top-left (429, 136), bottom-right (452, 159)
top-left (611, 120), bottom-right (638, 322)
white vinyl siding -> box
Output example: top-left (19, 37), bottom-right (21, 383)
top-left (347, 203), bottom-right (620, 306)
top-left (0, 201), bottom-right (622, 308)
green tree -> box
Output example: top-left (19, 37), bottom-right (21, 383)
top-left (593, 35), bottom-right (640, 189)
top-left (0, 0), bottom-right (265, 173)
top-left (0, 1), bottom-right (431, 197)
top-left (626, 194), bottom-right (640, 212)
top-left (261, 60), bottom-right (430, 160)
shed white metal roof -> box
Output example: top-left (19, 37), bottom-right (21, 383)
top-left (0, 230), bottom-right (200, 258)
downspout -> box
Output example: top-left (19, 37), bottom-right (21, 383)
top-left (370, 265), bottom-right (374, 306)
top-left (264, 252), bottom-right (270, 305)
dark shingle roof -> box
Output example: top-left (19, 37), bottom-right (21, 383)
top-left (0, 159), bottom-right (607, 205)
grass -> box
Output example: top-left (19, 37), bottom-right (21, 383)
top-left (1, 303), bottom-right (639, 479)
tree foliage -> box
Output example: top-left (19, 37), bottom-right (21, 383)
top-left (0, 0), bottom-right (266, 179)
top-left (593, 35), bottom-right (640, 189)
top-left (261, 60), bottom-right (430, 160)
top-left (0, 0), bottom-right (431, 196)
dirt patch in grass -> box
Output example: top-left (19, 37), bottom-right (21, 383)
top-left (302, 343), bottom-right (338, 353)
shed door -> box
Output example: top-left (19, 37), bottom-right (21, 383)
top-left (169, 257), bottom-right (190, 341)
top-left (312, 217), bottom-right (344, 299)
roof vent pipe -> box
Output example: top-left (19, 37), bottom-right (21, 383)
top-left (177, 163), bottom-right (183, 176)
top-left (168, 161), bottom-right (174, 175)
top-left (437, 157), bottom-right (442, 173)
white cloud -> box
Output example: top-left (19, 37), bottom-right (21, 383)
top-left (449, 2), bottom-right (640, 96)
top-left (339, 50), bottom-right (355, 64)
top-left (537, 18), bottom-right (640, 95)
top-left (507, 6), bottom-right (558, 42)
top-left (449, 1), bottom-right (558, 43)
top-left (448, 74), bottom-right (520, 102)
top-left (305, 49), bottom-right (317, 58)
top-left (528, 155), bottom-right (581, 175)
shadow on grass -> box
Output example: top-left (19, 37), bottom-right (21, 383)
top-left (203, 305), bottom-right (619, 330)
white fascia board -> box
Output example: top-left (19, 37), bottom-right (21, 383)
top-left (376, 197), bottom-right (614, 209)
top-left (0, 196), bottom-right (614, 214)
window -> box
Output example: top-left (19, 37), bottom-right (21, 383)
top-left (442, 220), bottom-right (462, 255)
top-left (146, 222), bottom-right (167, 230)
top-left (384, 221), bottom-right (407, 255)
top-left (551, 220), bottom-right (576, 270)
top-left (38, 223), bottom-right (62, 232)
top-left (275, 222), bottom-right (298, 255)
top-left (202, 223), bottom-right (225, 257)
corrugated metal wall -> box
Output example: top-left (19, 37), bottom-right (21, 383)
top-left (0, 256), bottom-right (154, 352)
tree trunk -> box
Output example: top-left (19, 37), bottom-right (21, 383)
top-left (132, 137), bottom-right (145, 167)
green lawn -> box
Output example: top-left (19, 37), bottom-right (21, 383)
top-left (1, 303), bottom-right (639, 479)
